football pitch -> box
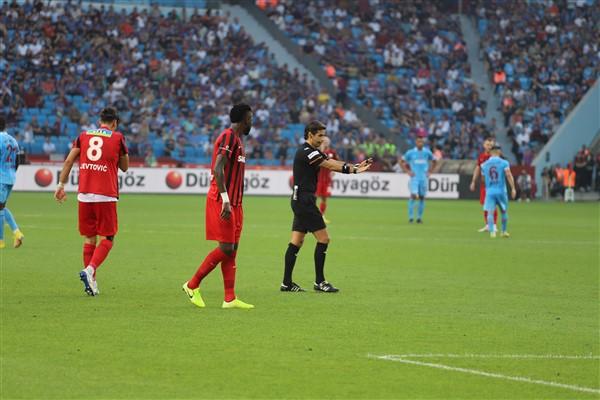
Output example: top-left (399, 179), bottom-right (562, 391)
top-left (1, 192), bottom-right (598, 399)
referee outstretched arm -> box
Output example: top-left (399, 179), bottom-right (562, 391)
top-left (281, 120), bottom-right (372, 293)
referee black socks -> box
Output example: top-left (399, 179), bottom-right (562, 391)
top-left (314, 242), bottom-right (328, 284)
top-left (283, 243), bottom-right (300, 286)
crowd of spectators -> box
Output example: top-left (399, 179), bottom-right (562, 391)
top-left (2, 0), bottom-right (399, 167)
top-left (476, 0), bottom-right (599, 164)
top-left (260, 0), bottom-right (494, 159)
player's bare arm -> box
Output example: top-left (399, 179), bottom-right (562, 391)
top-left (119, 154), bottom-right (129, 172)
top-left (320, 157), bottom-right (373, 173)
top-left (54, 147), bottom-right (80, 203)
top-left (470, 165), bottom-right (480, 191)
top-left (400, 159), bottom-right (414, 177)
top-left (505, 168), bottom-right (517, 199)
top-left (213, 153), bottom-right (231, 220)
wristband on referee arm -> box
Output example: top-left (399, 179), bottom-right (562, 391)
top-left (220, 192), bottom-right (230, 203)
top-left (341, 163), bottom-right (350, 174)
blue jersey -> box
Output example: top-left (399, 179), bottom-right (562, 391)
top-left (481, 156), bottom-right (510, 195)
top-left (0, 131), bottom-right (19, 185)
top-left (403, 147), bottom-right (434, 180)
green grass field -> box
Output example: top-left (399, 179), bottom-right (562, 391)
top-left (1, 192), bottom-right (598, 399)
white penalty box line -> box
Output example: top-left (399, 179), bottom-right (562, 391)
top-left (370, 354), bottom-right (600, 395)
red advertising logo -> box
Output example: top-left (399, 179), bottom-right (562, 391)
top-left (165, 171), bottom-right (183, 189)
top-left (34, 168), bottom-right (53, 187)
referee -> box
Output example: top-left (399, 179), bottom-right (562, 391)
top-left (280, 120), bottom-right (372, 293)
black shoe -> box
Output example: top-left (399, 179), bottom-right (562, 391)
top-left (280, 282), bottom-right (305, 292)
top-left (314, 281), bottom-right (339, 293)
top-left (416, 219), bottom-right (423, 224)
top-left (409, 219), bottom-right (414, 223)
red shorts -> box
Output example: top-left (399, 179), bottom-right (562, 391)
top-left (78, 201), bottom-right (118, 237)
top-left (316, 179), bottom-right (332, 198)
top-left (205, 198), bottom-right (243, 244)
top-left (480, 187), bottom-right (486, 205)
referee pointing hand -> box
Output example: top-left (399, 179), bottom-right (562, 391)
top-left (281, 120), bottom-right (373, 293)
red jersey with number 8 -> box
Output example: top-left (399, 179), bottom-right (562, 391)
top-left (73, 125), bottom-right (128, 198)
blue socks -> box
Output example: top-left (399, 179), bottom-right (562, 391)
top-left (4, 208), bottom-right (18, 232)
top-left (487, 212), bottom-right (495, 232)
top-left (501, 213), bottom-right (508, 232)
top-left (408, 198), bottom-right (415, 220)
top-left (417, 200), bottom-right (425, 219)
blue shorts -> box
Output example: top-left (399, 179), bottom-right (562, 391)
top-left (409, 178), bottom-right (427, 197)
top-left (0, 184), bottom-right (13, 204)
top-left (483, 192), bottom-right (508, 212)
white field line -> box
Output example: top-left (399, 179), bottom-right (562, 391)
top-left (376, 353), bottom-right (600, 360)
top-left (371, 354), bottom-right (600, 395)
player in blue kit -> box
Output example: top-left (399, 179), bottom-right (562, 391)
top-left (0, 116), bottom-right (24, 249)
top-left (480, 145), bottom-right (517, 238)
top-left (400, 136), bottom-right (437, 223)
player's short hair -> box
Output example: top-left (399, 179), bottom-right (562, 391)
top-left (304, 120), bottom-right (326, 139)
top-left (230, 103), bottom-right (252, 123)
top-left (100, 107), bottom-right (120, 124)
top-left (491, 144), bottom-right (502, 151)
top-left (0, 115), bottom-right (5, 131)
top-left (484, 136), bottom-right (495, 142)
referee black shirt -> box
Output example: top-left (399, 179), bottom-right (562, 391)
top-left (292, 142), bottom-right (327, 194)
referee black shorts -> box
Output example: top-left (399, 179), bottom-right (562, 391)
top-left (291, 192), bottom-right (326, 233)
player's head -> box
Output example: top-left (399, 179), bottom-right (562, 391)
top-left (490, 144), bottom-right (502, 156)
top-left (304, 120), bottom-right (327, 147)
top-left (0, 115), bottom-right (5, 131)
top-left (415, 136), bottom-right (425, 149)
top-left (230, 103), bottom-right (253, 136)
top-left (483, 136), bottom-right (495, 152)
top-left (99, 107), bottom-right (120, 130)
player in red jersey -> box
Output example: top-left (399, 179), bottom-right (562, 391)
top-left (182, 104), bottom-right (254, 310)
top-left (54, 107), bottom-right (129, 296)
top-left (315, 137), bottom-right (337, 223)
top-left (470, 136), bottom-right (498, 232)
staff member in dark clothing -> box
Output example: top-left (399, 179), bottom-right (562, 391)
top-left (280, 120), bottom-right (373, 293)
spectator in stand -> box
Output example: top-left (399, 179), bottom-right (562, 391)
top-left (594, 153), bottom-right (600, 192)
top-left (42, 136), bottom-right (56, 155)
top-left (517, 169), bottom-right (532, 202)
top-left (144, 147), bottom-right (158, 167)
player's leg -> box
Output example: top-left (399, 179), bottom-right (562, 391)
top-left (408, 178), bottom-right (418, 222)
top-left (87, 202), bottom-right (118, 275)
top-left (483, 194), bottom-right (496, 237)
top-left (479, 187), bottom-right (488, 232)
top-left (77, 202), bottom-right (99, 296)
top-left (417, 180), bottom-right (426, 222)
top-left (282, 230), bottom-right (306, 291)
top-left (2, 186), bottom-right (24, 248)
top-left (0, 184), bottom-right (8, 249)
top-left (312, 228), bottom-right (338, 292)
top-left (220, 207), bottom-right (253, 309)
top-left (499, 195), bottom-right (510, 237)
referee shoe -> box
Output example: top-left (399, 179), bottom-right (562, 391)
top-left (314, 281), bottom-right (339, 293)
top-left (280, 282), bottom-right (305, 292)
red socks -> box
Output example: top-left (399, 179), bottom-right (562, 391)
top-left (83, 243), bottom-right (96, 268)
top-left (483, 210), bottom-right (498, 224)
top-left (188, 247), bottom-right (238, 302)
top-left (188, 247), bottom-right (228, 289)
top-left (319, 201), bottom-right (327, 214)
top-left (89, 239), bottom-right (113, 275)
top-left (221, 251), bottom-right (237, 302)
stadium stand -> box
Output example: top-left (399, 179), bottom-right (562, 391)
top-left (2, 0), bottom-right (398, 167)
top-left (259, 0), bottom-right (496, 160)
top-left (475, 0), bottom-right (599, 164)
